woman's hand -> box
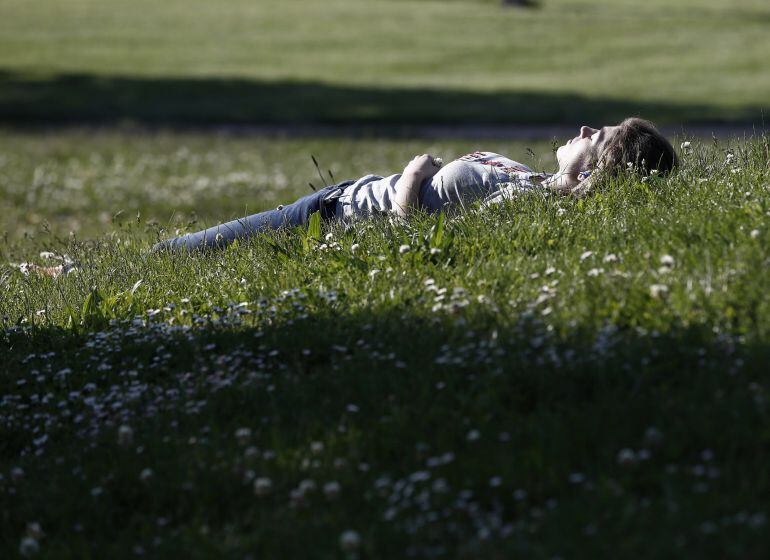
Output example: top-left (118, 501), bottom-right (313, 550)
top-left (403, 154), bottom-right (442, 180)
top-left (392, 154), bottom-right (442, 218)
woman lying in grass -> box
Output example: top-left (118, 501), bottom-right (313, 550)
top-left (154, 118), bottom-right (677, 252)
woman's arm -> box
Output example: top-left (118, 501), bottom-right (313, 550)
top-left (392, 154), bottom-right (442, 217)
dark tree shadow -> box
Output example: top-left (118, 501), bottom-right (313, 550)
top-left (0, 70), bottom-right (765, 129)
top-left (3, 304), bottom-right (769, 557)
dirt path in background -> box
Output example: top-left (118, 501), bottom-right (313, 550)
top-left (8, 122), bottom-right (766, 139)
top-left (209, 123), bottom-right (767, 140)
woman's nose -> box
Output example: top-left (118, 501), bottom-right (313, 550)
top-left (580, 126), bottom-right (595, 138)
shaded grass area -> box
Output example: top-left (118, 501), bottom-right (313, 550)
top-left (0, 72), bottom-right (766, 128)
top-left (2, 311), bottom-right (770, 558)
top-left (2, 133), bottom-right (770, 556)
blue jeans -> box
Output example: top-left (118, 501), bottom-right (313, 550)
top-left (153, 181), bottom-right (353, 252)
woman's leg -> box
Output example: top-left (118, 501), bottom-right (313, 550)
top-left (153, 181), bottom-right (352, 252)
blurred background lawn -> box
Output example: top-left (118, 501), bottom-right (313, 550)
top-left (0, 0), bottom-right (768, 126)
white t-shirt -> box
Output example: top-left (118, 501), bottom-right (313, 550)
top-left (336, 152), bottom-right (549, 219)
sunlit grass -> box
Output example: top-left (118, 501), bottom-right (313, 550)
top-left (0, 130), bottom-right (553, 241)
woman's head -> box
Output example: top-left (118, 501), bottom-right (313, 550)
top-left (597, 117), bottom-right (678, 175)
top-left (554, 118), bottom-right (678, 194)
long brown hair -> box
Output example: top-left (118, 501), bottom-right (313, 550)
top-left (569, 118), bottom-right (677, 196)
top-left (599, 117), bottom-right (678, 175)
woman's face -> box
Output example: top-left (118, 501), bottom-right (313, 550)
top-left (556, 125), bottom-right (619, 174)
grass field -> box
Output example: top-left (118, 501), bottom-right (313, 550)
top-left (1, 0), bottom-right (769, 125)
top-left (2, 0), bottom-right (770, 556)
top-left (2, 130), bottom-right (770, 557)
